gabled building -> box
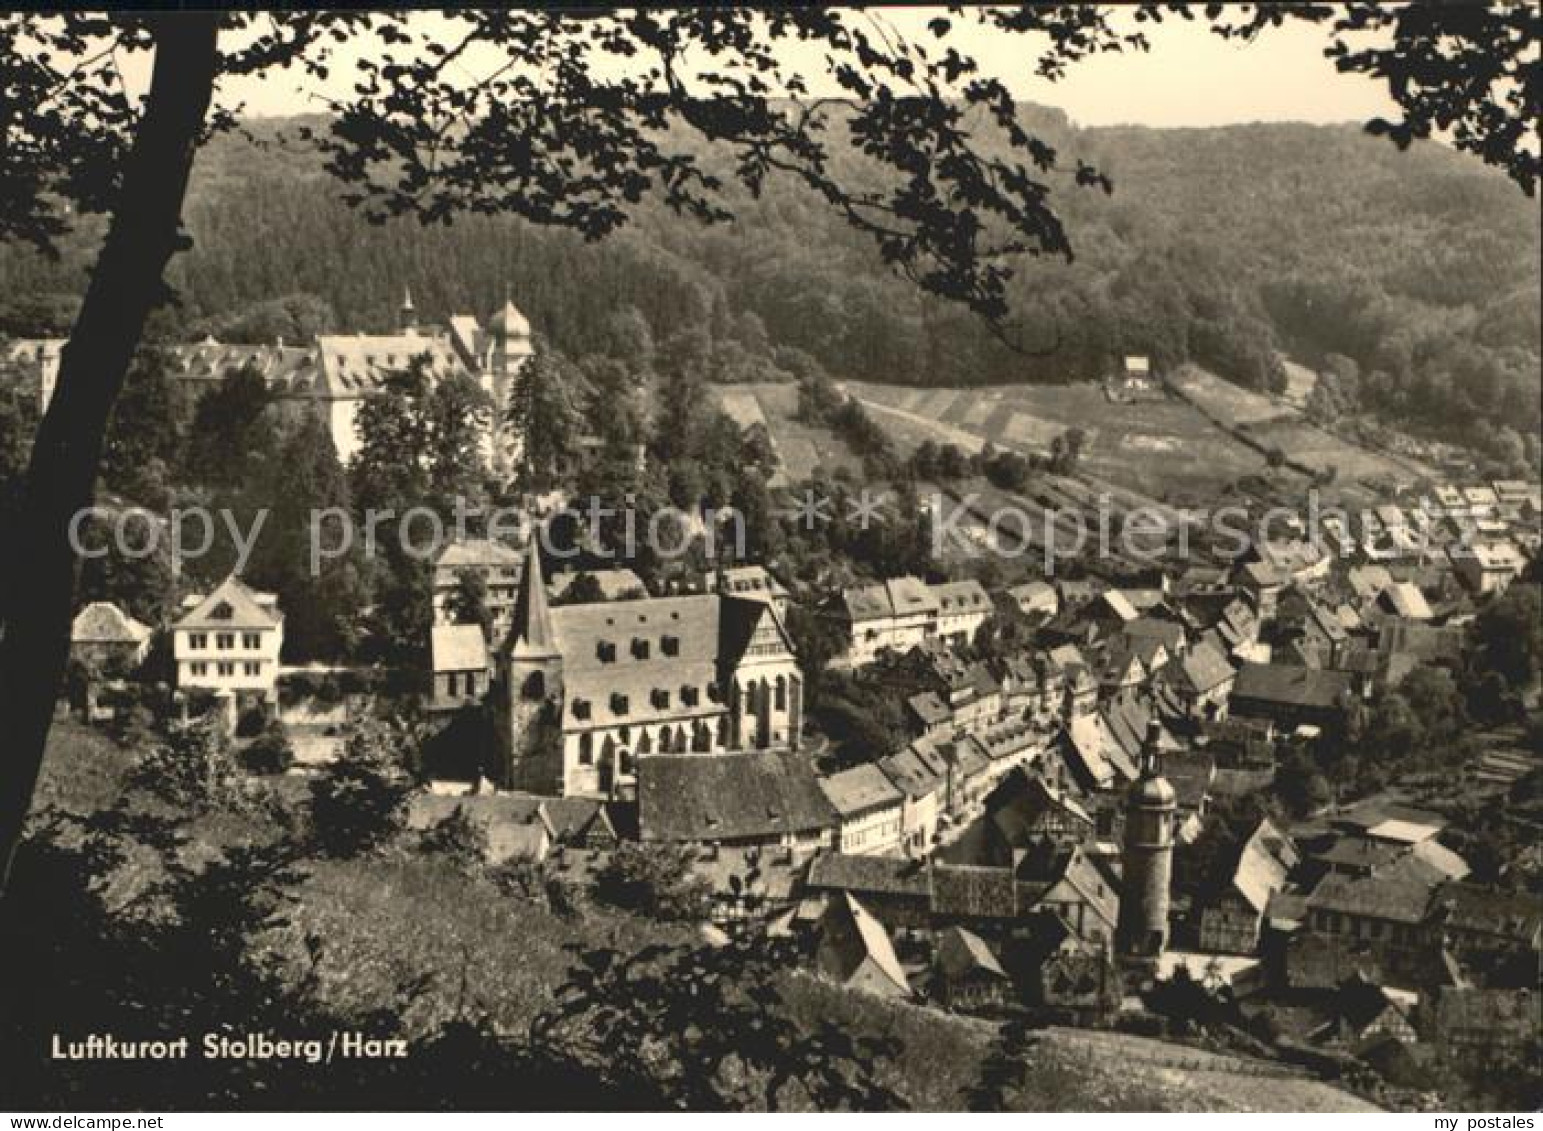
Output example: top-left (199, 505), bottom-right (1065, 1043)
top-left (638, 748), bottom-right (834, 858)
top-left (820, 763), bottom-right (905, 857)
top-left (979, 768), bottom-right (1096, 860)
top-left (829, 575), bottom-right (940, 667)
top-left (932, 578), bottom-right (992, 646)
top-left (1229, 662), bottom-right (1354, 737)
top-left (70, 601), bottom-right (153, 672)
top-left (1159, 638), bottom-right (1235, 720)
top-left (172, 576), bottom-right (284, 707)
top-left (1198, 817), bottom-right (1299, 955)
top-left (431, 538), bottom-right (524, 632)
top-left (933, 926), bottom-right (1013, 1010)
top-left (498, 541), bottom-right (804, 796)
top-left (814, 892), bottom-right (912, 999)
top-left (429, 623), bottom-right (491, 713)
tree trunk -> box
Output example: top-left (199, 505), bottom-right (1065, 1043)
top-left (0, 15), bottom-right (221, 890)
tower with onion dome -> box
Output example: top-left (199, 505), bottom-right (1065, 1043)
top-left (1117, 720), bottom-right (1177, 957)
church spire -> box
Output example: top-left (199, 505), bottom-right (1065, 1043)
top-left (508, 538), bottom-right (557, 660)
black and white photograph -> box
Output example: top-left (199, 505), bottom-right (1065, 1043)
top-left (0, 2), bottom-right (1539, 1117)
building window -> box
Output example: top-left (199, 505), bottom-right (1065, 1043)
top-left (572, 699), bottom-right (591, 721)
top-left (579, 732), bottom-right (593, 765)
top-left (216, 633), bottom-right (235, 651)
top-left (597, 641), bottom-right (616, 663)
top-left (191, 662), bottom-right (208, 676)
top-left (189, 633), bottom-right (207, 650)
top-left (661, 635), bottom-right (679, 656)
top-left (217, 662), bottom-right (234, 677)
top-left (244, 662), bottom-right (259, 676)
top-left (775, 675), bottom-right (786, 711)
top-left (682, 686), bottom-right (699, 707)
top-left (447, 672), bottom-right (459, 697)
top-left (611, 692), bottom-right (629, 716)
top-left (651, 688), bottom-right (670, 710)
top-left (632, 637), bottom-right (650, 660)
top-left (242, 633), bottom-right (261, 649)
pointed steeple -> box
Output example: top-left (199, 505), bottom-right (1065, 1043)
top-left (508, 538), bottom-right (558, 660)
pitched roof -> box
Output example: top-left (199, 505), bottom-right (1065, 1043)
top-left (1379, 581), bottom-right (1433, 621)
top-left (549, 567), bottom-right (648, 602)
top-left (1123, 617), bottom-right (1186, 653)
top-left (1097, 590), bottom-right (1139, 623)
top-left (405, 794), bottom-right (550, 863)
top-left (878, 744), bottom-right (946, 799)
top-left (432, 537), bottom-right (522, 574)
top-left (819, 763), bottom-right (904, 818)
top-left (71, 601), bottom-right (152, 645)
top-left (907, 690), bottom-right (951, 728)
top-left (174, 575), bottom-right (281, 631)
top-left (1430, 882), bottom-right (1543, 943)
top-left (1307, 853), bottom-right (1447, 924)
top-left (1061, 714), bottom-right (1116, 790)
top-left (805, 852), bottom-right (931, 898)
top-left (1231, 818), bottom-right (1298, 914)
top-left (1232, 662), bottom-right (1352, 712)
top-left (841, 575), bottom-right (938, 622)
top-left (638, 750), bottom-right (835, 842)
top-left (931, 864), bottom-right (1019, 920)
top-left (315, 332), bottom-right (464, 392)
top-left (816, 893), bottom-right (910, 995)
top-left (431, 624), bottom-right (489, 674)
top-left (933, 578), bottom-right (990, 615)
top-left (1166, 638), bottom-right (1235, 696)
top-left (935, 926), bottom-right (1008, 980)
top-left (536, 592), bottom-right (790, 731)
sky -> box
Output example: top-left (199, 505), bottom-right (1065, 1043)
top-left (180, 7), bottom-right (1396, 130)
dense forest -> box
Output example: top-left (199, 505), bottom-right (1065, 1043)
top-left (0, 106), bottom-right (1537, 463)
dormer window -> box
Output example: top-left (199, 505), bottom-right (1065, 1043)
top-left (209, 601), bottom-right (234, 621)
top-left (661, 635), bottom-right (680, 657)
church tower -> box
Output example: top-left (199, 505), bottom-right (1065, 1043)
top-left (1117, 720), bottom-right (1177, 957)
top-left (498, 538), bottom-right (564, 793)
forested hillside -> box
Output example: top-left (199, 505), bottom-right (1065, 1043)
top-left (1, 107), bottom-right (1537, 462)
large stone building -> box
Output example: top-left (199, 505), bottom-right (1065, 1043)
top-left (497, 541), bottom-right (805, 797)
top-left (12, 289), bottom-right (537, 472)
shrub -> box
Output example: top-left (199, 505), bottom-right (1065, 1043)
top-left (243, 719), bottom-right (295, 775)
top-left (308, 718), bottom-right (413, 857)
top-left (418, 805), bottom-right (489, 867)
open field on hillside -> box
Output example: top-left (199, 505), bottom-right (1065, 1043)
top-left (713, 382), bottom-right (862, 483)
top-left (845, 380), bottom-right (1269, 502)
top-left (1169, 366), bottom-right (1294, 427)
